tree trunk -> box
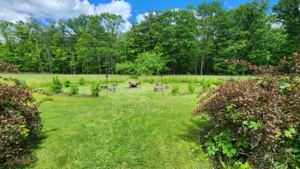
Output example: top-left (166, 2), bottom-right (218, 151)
top-left (195, 59), bottom-right (197, 75)
top-left (200, 48), bottom-right (205, 76)
top-left (43, 32), bottom-right (52, 74)
top-left (45, 47), bottom-right (52, 74)
top-left (110, 56), bottom-right (113, 74)
top-left (298, 36), bottom-right (300, 54)
top-left (82, 64), bottom-right (84, 74)
top-left (98, 55), bottom-right (101, 74)
top-left (68, 41), bottom-right (72, 74)
top-left (200, 37), bottom-right (208, 76)
top-left (34, 35), bottom-right (43, 74)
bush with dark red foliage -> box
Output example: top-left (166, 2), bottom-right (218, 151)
top-left (193, 53), bottom-right (300, 168)
top-left (0, 62), bottom-right (51, 167)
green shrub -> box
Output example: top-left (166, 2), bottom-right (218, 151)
top-left (15, 79), bottom-right (27, 87)
top-left (149, 78), bottom-right (154, 84)
top-left (91, 83), bottom-right (100, 97)
top-left (188, 82), bottom-right (195, 94)
top-left (0, 62), bottom-right (49, 167)
top-left (64, 80), bottom-right (71, 88)
top-left (78, 77), bottom-right (85, 85)
top-left (192, 53), bottom-right (300, 168)
top-left (51, 75), bottom-right (62, 93)
top-left (69, 85), bottom-right (79, 95)
top-left (171, 85), bottom-right (180, 95)
top-left (199, 79), bottom-right (212, 91)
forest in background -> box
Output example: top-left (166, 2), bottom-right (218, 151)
top-left (0, 0), bottom-right (299, 75)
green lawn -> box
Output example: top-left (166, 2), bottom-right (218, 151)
top-left (1, 73), bottom-right (217, 168)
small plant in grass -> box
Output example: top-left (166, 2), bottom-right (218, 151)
top-left (64, 80), bottom-right (71, 88)
top-left (220, 160), bottom-right (252, 169)
top-left (188, 82), bottom-right (195, 94)
top-left (91, 83), bottom-right (100, 97)
top-left (199, 79), bottom-right (212, 91)
top-left (69, 85), bottom-right (79, 95)
top-left (171, 85), bottom-right (180, 95)
top-left (51, 75), bottom-right (62, 93)
top-left (78, 77), bottom-right (85, 85)
top-left (149, 78), bottom-right (154, 84)
top-left (193, 53), bottom-right (300, 168)
top-left (15, 79), bottom-right (27, 87)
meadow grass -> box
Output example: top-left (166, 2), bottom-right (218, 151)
top-left (0, 73), bottom-right (244, 168)
top-left (0, 73), bottom-right (129, 88)
top-left (0, 73), bottom-right (248, 87)
top-left (28, 81), bottom-right (212, 168)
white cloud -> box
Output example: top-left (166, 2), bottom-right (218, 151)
top-left (0, 0), bottom-right (95, 21)
top-left (95, 0), bottom-right (132, 20)
top-left (0, 8), bottom-right (31, 23)
top-left (0, 34), bottom-right (5, 43)
top-left (0, 0), bottom-right (133, 31)
top-left (136, 13), bottom-right (147, 23)
top-left (271, 22), bottom-right (282, 28)
top-left (120, 21), bottom-right (132, 32)
top-left (136, 12), bottom-right (157, 23)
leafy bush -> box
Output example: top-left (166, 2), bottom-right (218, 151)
top-left (199, 79), bottom-right (212, 91)
top-left (0, 62), bottom-right (50, 167)
top-left (188, 82), bottom-right (195, 94)
top-left (149, 78), bottom-right (154, 84)
top-left (51, 75), bottom-right (62, 93)
top-left (192, 53), bottom-right (300, 168)
top-left (171, 85), bottom-right (180, 95)
top-left (78, 78), bottom-right (85, 85)
top-left (64, 80), bottom-right (71, 88)
top-left (91, 83), bottom-right (100, 97)
top-left (69, 85), bottom-right (79, 95)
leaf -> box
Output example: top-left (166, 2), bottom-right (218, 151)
top-left (279, 83), bottom-right (291, 89)
top-left (247, 121), bottom-right (261, 130)
top-left (226, 151), bottom-right (233, 158)
top-left (207, 150), bottom-right (215, 156)
top-left (275, 131), bottom-right (282, 137)
top-left (222, 147), bottom-right (228, 154)
top-left (289, 127), bottom-right (296, 134)
top-left (242, 121), bottom-right (249, 125)
top-left (284, 130), bottom-right (292, 138)
top-left (230, 148), bottom-right (237, 155)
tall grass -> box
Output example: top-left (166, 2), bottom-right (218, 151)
top-left (139, 75), bottom-right (228, 85)
top-left (0, 73), bottom-right (129, 88)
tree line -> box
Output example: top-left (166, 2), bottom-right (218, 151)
top-left (0, 0), bottom-right (299, 75)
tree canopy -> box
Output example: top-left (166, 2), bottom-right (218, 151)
top-left (0, 0), bottom-right (297, 75)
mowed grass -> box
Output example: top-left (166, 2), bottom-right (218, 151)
top-left (0, 73), bottom-right (227, 168)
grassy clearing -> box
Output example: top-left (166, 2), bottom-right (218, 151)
top-left (0, 73), bottom-right (234, 168)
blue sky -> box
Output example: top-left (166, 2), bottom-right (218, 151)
top-left (90, 0), bottom-right (279, 22)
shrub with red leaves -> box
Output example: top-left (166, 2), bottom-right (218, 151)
top-left (193, 53), bottom-right (300, 168)
top-left (0, 62), bottom-right (50, 167)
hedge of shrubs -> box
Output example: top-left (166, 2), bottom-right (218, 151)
top-left (0, 62), bottom-right (50, 168)
top-left (193, 53), bottom-right (300, 168)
